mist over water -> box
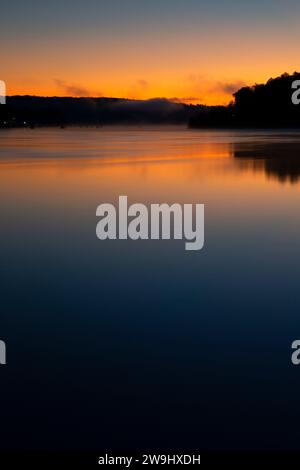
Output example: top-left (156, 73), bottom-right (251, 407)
top-left (1, 127), bottom-right (300, 450)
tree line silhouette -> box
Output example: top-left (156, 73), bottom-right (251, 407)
top-left (190, 72), bottom-right (300, 128)
top-left (1, 72), bottom-right (300, 128)
top-left (0, 97), bottom-right (193, 127)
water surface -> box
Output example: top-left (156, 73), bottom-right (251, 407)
top-left (1, 127), bottom-right (300, 450)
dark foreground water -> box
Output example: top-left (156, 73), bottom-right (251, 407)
top-left (1, 127), bottom-right (300, 451)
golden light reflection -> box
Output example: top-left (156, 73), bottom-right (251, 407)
top-left (1, 129), bottom-right (299, 222)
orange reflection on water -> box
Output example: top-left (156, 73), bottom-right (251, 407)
top-left (1, 128), bottom-right (300, 224)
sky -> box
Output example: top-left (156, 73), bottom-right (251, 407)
top-left (1, 0), bottom-right (300, 104)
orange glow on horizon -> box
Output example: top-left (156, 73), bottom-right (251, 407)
top-left (5, 66), bottom-right (299, 106)
top-left (3, 12), bottom-right (300, 106)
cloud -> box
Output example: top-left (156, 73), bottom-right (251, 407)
top-left (137, 79), bottom-right (148, 88)
top-left (184, 74), bottom-right (246, 102)
top-left (54, 79), bottom-right (94, 97)
top-left (215, 80), bottom-right (246, 95)
top-left (170, 96), bottom-right (202, 104)
top-left (128, 79), bottom-right (150, 98)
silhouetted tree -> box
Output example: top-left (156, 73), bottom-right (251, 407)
top-left (190, 72), bottom-right (300, 128)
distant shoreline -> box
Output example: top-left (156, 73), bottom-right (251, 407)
top-left (1, 73), bottom-right (300, 128)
